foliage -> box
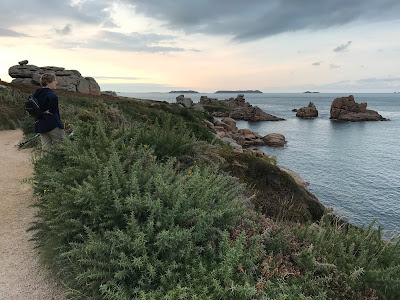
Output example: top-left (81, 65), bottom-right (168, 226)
top-left (219, 149), bottom-right (324, 222)
top-left (30, 120), bottom-right (262, 299)
top-left (1, 84), bottom-right (398, 299)
top-left (0, 86), bottom-right (28, 129)
top-left (292, 216), bottom-right (400, 299)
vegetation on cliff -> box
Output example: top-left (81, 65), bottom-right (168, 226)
top-left (1, 82), bottom-right (399, 299)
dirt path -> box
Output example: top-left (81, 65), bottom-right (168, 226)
top-left (0, 130), bottom-right (65, 300)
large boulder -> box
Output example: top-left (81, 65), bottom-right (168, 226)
top-left (221, 117), bottom-right (238, 131)
top-left (176, 94), bottom-right (194, 108)
top-left (330, 95), bottom-right (388, 121)
top-left (263, 133), bottom-right (286, 147)
top-left (8, 62), bottom-right (101, 96)
top-left (296, 102), bottom-right (318, 118)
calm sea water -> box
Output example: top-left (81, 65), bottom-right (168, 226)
top-left (120, 92), bottom-right (400, 236)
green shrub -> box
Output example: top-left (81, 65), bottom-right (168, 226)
top-left (0, 87), bottom-right (27, 129)
top-left (291, 215), bottom-right (400, 299)
top-left (31, 120), bottom-right (261, 299)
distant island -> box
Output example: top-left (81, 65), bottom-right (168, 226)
top-left (304, 91), bottom-right (320, 93)
top-left (215, 90), bottom-right (262, 94)
top-left (169, 90), bottom-right (199, 93)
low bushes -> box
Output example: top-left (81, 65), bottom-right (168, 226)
top-left (0, 86), bottom-right (27, 129)
top-left (1, 87), bottom-right (393, 299)
top-left (30, 120), bottom-right (261, 299)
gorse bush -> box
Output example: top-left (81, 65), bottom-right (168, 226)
top-left (292, 216), bottom-right (400, 299)
top-left (15, 89), bottom-right (398, 299)
top-left (31, 120), bottom-right (262, 299)
top-left (0, 86), bottom-right (27, 129)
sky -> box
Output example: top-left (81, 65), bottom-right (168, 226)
top-left (1, 0), bottom-right (400, 93)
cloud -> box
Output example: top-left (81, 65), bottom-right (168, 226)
top-left (0, 0), bottom-right (115, 28)
top-left (312, 62), bottom-right (321, 66)
top-left (127, 0), bottom-right (400, 41)
top-left (99, 82), bottom-right (176, 93)
top-left (82, 30), bottom-right (185, 52)
top-left (56, 24), bottom-right (72, 35)
top-left (330, 64), bottom-right (341, 69)
top-left (333, 41), bottom-right (352, 52)
top-left (315, 77), bottom-right (400, 91)
top-left (0, 27), bottom-right (28, 37)
top-left (96, 76), bottom-right (141, 80)
top-left (357, 77), bottom-right (400, 85)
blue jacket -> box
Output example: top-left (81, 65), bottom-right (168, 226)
top-left (33, 88), bottom-right (64, 133)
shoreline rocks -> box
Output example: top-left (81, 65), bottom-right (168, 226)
top-left (203, 117), bottom-right (287, 151)
top-left (200, 94), bottom-right (285, 121)
top-left (8, 62), bottom-right (101, 96)
top-left (330, 95), bottom-right (388, 121)
top-left (296, 102), bottom-right (318, 118)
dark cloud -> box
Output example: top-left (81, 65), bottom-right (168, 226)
top-left (56, 24), bottom-right (72, 35)
top-left (333, 41), bottom-right (352, 52)
top-left (79, 30), bottom-right (185, 53)
top-left (0, 0), bottom-right (116, 28)
top-left (127, 0), bottom-right (400, 41)
top-left (312, 62), bottom-right (321, 66)
top-left (0, 27), bottom-right (28, 37)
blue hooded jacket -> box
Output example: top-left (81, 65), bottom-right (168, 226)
top-left (33, 87), bottom-right (64, 133)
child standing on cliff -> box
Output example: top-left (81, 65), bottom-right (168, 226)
top-left (33, 73), bottom-right (64, 152)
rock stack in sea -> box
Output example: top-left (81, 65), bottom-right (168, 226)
top-left (8, 60), bottom-right (101, 96)
top-left (200, 94), bottom-right (285, 121)
top-left (330, 95), bottom-right (388, 121)
top-left (296, 102), bottom-right (318, 118)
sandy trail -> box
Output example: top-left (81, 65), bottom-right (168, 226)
top-left (0, 129), bottom-right (65, 300)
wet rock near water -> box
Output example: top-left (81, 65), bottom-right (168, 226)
top-left (330, 95), bottom-right (388, 121)
top-left (200, 94), bottom-right (285, 121)
top-left (296, 102), bottom-right (318, 118)
top-left (202, 117), bottom-right (287, 150)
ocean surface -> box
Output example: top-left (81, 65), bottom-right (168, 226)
top-left (119, 92), bottom-right (400, 237)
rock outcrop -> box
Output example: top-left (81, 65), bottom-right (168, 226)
top-left (8, 62), bottom-right (101, 96)
top-left (203, 117), bottom-right (286, 150)
top-left (330, 95), bottom-right (388, 121)
top-left (296, 102), bottom-right (318, 118)
top-left (200, 94), bottom-right (285, 121)
top-left (263, 133), bottom-right (286, 147)
top-left (176, 94), bottom-right (205, 112)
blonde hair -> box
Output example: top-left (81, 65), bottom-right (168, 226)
top-left (40, 73), bottom-right (56, 86)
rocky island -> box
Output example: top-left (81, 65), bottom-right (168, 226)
top-left (200, 94), bottom-right (285, 121)
top-left (296, 102), bottom-right (318, 118)
top-left (169, 90), bottom-right (198, 93)
top-left (215, 90), bottom-right (262, 93)
top-left (330, 95), bottom-right (388, 121)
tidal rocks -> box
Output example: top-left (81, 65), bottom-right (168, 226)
top-left (263, 133), bottom-right (286, 147)
top-left (8, 62), bottom-right (101, 96)
top-left (330, 95), bottom-right (388, 121)
top-left (204, 117), bottom-right (286, 149)
top-left (201, 94), bottom-right (285, 121)
top-left (296, 102), bottom-right (318, 118)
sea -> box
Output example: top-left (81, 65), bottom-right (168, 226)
top-left (119, 92), bottom-right (400, 237)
